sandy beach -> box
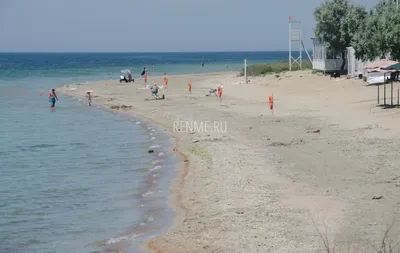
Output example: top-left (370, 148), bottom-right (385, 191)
top-left (60, 70), bottom-right (400, 253)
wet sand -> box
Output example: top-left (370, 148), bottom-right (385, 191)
top-left (61, 71), bottom-right (400, 253)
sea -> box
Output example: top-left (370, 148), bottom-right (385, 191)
top-left (0, 51), bottom-right (305, 253)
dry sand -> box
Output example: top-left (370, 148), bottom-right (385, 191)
top-left (60, 70), bottom-right (400, 253)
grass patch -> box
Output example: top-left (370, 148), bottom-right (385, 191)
top-left (239, 60), bottom-right (312, 76)
top-left (188, 145), bottom-right (213, 169)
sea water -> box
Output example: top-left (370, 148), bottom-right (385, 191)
top-left (0, 52), bottom-right (305, 253)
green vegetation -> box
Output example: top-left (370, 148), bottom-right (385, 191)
top-left (353, 0), bottom-right (400, 61)
top-left (314, 0), bottom-right (367, 70)
top-left (188, 145), bottom-right (213, 169)
top-left (239, 61), bottom-right (312, 76)
top-left (314, 0), bottom-right (400, 62)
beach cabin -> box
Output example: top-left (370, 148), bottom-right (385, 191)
top-left (312, 38), bottom-right (347, 73)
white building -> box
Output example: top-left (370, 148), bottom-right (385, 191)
top-left (346, 46), bottom-right (370, 77)
top-left (312, 38), bottom-right (347, 73)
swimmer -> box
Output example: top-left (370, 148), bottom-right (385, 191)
top-left (48, 88), bottom-right (58, 108)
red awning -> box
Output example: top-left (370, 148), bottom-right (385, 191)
top-left (364, 60), bottom-right (399, 70)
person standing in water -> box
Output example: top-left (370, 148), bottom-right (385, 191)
top-left (164, 73), bottom-right (169, 90)
top-left (86, 91), bottom-right (92, 106)
top-left (48, 88), bottom-right (58, 108)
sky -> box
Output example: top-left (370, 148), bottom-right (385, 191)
top-left (0, 0), bottom-right (378, 52)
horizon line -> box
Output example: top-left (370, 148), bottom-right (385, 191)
top-left (0, 50), bottom-right (310, 54)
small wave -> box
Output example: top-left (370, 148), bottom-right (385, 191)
top-left (150, 137), bottom-right (156, 140)
top-left (145, 215), bottom-right (155, 222)
top-left (0, 150), bottom-right (17, 156)
top-left (30, 144), bottom-right (58, 149)
top-left (141, 190), bottom-right (154, 197)
top-left (150, 166), bottom-right (162, 171)
top-left (69, 142), bottom-right (88, 147)
top-left (105, 232), bottom-right (143, 245)
top-left (158, 152), bottom-right (164, 157)
top-left (149, 133), bottom-right (154, 136)
top-left (150, 144), bottom-right (160, 149)
top-left (16, 144), bottom-right (58, 152)
top-left (136, 121), bottom-right (141, 125)
top-left (152, 160), bottom-right (164, 165)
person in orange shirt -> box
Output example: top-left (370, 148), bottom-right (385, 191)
top-left (144, 72), bottom-right (148, 84)
top-left (164, 73), bottom-right (169, 89)
top-left (188, 80), bottom-right (192, 95)
top-left (217, 85), bottom-right (223, 101)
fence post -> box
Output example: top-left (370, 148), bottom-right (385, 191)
top-left (378, 84), bottom-right (380, 104)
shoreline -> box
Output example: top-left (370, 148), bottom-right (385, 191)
top-left (59, 89), bottom-right (191, 253)
top-left (60, 70), bottom-right (400, 253)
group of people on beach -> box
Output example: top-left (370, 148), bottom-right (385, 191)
top-left (49, 63), bottom-right (220, 108)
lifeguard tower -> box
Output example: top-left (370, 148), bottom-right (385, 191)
top-left (288, 16), bottom-right (312, 71)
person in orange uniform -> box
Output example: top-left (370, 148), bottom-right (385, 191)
top-left (217, 85), bottom-right (223, 101)
top-left (144, 72), bottom-right (148, 84)
top-left (188, 80), bottom-right (192, 95)
top-left (164, 73), bottom-right (169, 89)
top-left (269, 95), bottom-right (273, 110)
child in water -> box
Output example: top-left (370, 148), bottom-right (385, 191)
top-left (48, 88), bottom-right (58, 107)
top-left (86, 91), bottom-right (92, 106)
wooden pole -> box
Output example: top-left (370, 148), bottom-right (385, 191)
top-left (384, 81), bottom-right (386, 106)
top-left (398, 89), bottom-right (399, 108)
top-left (378, 84), bottom-right (380, 104)
top-left (244, 59), bottom-right (247, 83)
top-left (391, 80), bottom-right (394, 106)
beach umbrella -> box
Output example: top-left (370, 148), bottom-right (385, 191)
top-left (121, 69), bottom-right (131, 74)
top-left (382, 62), bottom-right (400, 71)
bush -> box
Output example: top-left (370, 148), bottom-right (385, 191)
top-left (239, 61), bottom-right (312, 76)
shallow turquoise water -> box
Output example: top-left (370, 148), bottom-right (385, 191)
top-left (0, 76), bottom-right (177, 253)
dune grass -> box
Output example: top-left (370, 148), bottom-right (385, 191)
top-left (239, 60), bottom-right (312, 76)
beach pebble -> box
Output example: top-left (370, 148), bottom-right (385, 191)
top-left (192, 140), bottom-right (200, 143)
top-left (372, 196), bottom-right (383, 200)
top-left (148, 149), bottom-right (154, 153)
top-left (110, 105), bottom-right (120, 109)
